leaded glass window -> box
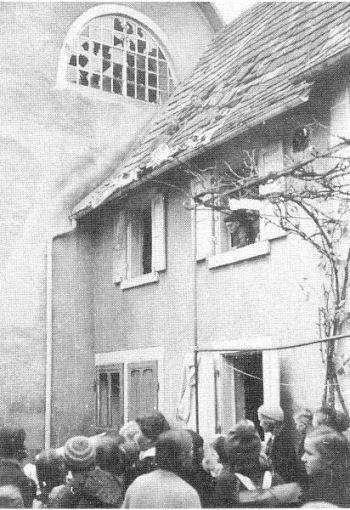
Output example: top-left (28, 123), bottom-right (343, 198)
top-left (67, 15), bottom-right (174, 104)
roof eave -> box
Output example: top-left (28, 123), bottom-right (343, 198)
top-left (71, 87), bottom-right (312, 220)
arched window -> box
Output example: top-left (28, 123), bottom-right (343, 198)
top-left (65, 14), bottom-right (175, 104)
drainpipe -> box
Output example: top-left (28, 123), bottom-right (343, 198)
top-left (193, 203), bottom-right (199, 434)
top-left (45, 219), bottom-right (77, 449)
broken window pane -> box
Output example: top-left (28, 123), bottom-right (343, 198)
top-left (137, 55), bottom-right (146, 70)
top-left (128, 39), bottom-right (136, 52)
top-left (113, 63), bottom-right (123, 79)
top-left (79, 70), bottom-right (89, 86)
top-left (137, 26), bottom-right (144, 39)
top-left (148, 88), bottom-right (157, 103)
top-left (93, 42), bottom-right (101, 56)
top-left (137, 85), bottom-right (146, 101)
top-left (79, 38), bottom-right (89, 53)
top-left (127, 53), bottom-right (135, 68)
top-left (81, 26), bottom-right (89, 37)
top-left (90, 25), bottom-right (101, 42)
top-left (113, 36), bottom-right (123, 48)
top-left (148, 38), bottom-right (157, 58)
top-left (78, 54), bottom-right (88, 68)
top-left (113, 79), bottom-right (122, 94)
top-left (102, 76), bottom-right (112, 92)
top-left (113, 48), bottom-right (123, 65)
top-left (127, 67), bottom-right (135, 82)
top-left (148, 73), bottom-right (157, 88)
top-left (127, 83), bottom-right (135, 98)
top-left (148, 58), bottom-right (157, 73)
top-left (102, 29), bottom-right (112, 46)
top-left (137, 40), bottom-right (146, 54)
top-left (91, 73), bottom-right (100, 89)
top-left (69, 54), bottom-right (77, 67)
top-left (114, 17), bottom-right (123, 32)
top-left (102, 59), bottom-right (112, 75)
top-left (126, 21), bottom-right (134, 35)
top-left (102, 45), bottom-right (111, 60)
top-left (67, 66), bottom-right (77, 83)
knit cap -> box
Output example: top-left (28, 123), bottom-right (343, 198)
top-left (64, 436), bottom-right (96, 470)
top-left (258, 404), bottom-right (284, 423)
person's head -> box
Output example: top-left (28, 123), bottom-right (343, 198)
top-left (135, 411), bottom-right (170, 450)
top-left (119, 421), bottom-right (141, 444)
top-left (257, 404), bottom-right (284, 433)
top-left (35, 449), bottom-right (66, 492)
top-left (211, 435), bottom-right (228, 466)
top-left (63, 436), bottom-right (96, 490)
top-left (95, 436), bottom-right (126, 476)
top-left (301, 425), bottom-right (349, 480)
top-left (0, 427), bottom-right (27, 461)
top-left (225, 420), bottom-right (262, 472)
top-left (155, 430), bottom-right (193, 474)
top-left (185, 430), bottom-right (204, 470)
top-left (294, 409), bottom-right (313, 434)
top-left (313, 407), bottom-right (337, 430)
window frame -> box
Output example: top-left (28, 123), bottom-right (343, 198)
top-left (57, 5), bottom-right (178, 105)
top-left (95, 364), bottom-right (124, 430)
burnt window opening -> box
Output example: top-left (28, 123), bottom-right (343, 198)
top-left (292, 127), bottom-right (310, 153)
top-left (66, 14), bottom-right (174, 104)
top-left (142, 208), bottom-right (152, 275)
top-left (224, 210), bottom-right (259, 249)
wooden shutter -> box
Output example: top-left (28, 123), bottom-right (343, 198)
top-left (259, 141), bottom-right (285, 240)
top-left (96, 364), bottom-right (124, 429)
top-left (127, 211), bottom-right (142, 278)
top-left (127, 360), bottom-right (158, 421)
top-left (113, 210), bottom-right (127, 283)
top-left (151, 193), bottom-right (166, 272)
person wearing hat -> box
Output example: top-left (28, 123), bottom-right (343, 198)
top-left (257, 404), bottom-right (300, 484)
top-left (48, 435), bottom-right (123, 508)
top-left (0, 426), bottom-right (36, 508)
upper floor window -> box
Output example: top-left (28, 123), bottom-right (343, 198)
top-left (66, 15), bottom-right (175, 104)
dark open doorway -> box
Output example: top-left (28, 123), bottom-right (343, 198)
top-left (221, 352), bottom-right (264, 435)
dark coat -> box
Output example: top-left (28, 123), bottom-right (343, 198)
top-left (300, 472), bottom-right (350, 508)
top-left (0, 458), bottom-right (36, 508)
top-left (269, 426), bottom-right (300, 483)
top-left (48, 467), bottom-right (123, 508)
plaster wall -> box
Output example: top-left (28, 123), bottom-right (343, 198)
top-left (0, 2), bottom-right (215, 449)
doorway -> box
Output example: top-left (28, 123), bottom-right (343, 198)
top-left (220, 352), bottom-right (264, 435)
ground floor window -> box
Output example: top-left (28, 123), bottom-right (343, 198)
top-left (95, 356), bottom-right (159, 428)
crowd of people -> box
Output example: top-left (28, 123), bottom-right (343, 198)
top-left (0, 403), bottom-right (350, 508)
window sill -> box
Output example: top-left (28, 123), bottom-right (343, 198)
top-left (208, 240), bottom-right (271, 269)
top-left (120, 272), bottom-right (159, 290)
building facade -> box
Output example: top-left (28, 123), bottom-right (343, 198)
top-left (0, 2), bottom-right (220, 452)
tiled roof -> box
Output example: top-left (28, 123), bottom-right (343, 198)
top-left (73, 2), bottom-right (350, 218)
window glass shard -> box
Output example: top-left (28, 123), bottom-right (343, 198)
top-left (128, 39), bottom-right (136, 52)
top-left (79, 38), bottom-right (89, 53)
top-left (79, 70), bottom-right (88, 86)
top-left (148, 58), bottom-right (157, 73)
top-left (114, 17), bottom-right (123, 32)
top-left (113, 63), bottom-right (123, 79)
top-left (113, 36), bottom-right (124, 48)
top-left (93, 42), bottom-right (101, 56)
top-left (78, 54), bottom-right (88, 68)
top-left (91, 73), bottom-right (100, 89)
top-left (69, 54), bottom-right (77, 67)
top-left (102, 45), bottom-right (111, 60)
top-left (126, 21), bottom-right (135, 35)
top-left (102, 59), bottom-right (111, 74)
top-left (137, 40), bottom-right (146, 54)
top-left (148, 38), bottom-right (157, 57)
top-left (137, 26), bottom-right (144, 38)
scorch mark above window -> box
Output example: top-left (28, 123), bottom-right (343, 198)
top-left (66, 15), bottom-right (174, 104)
